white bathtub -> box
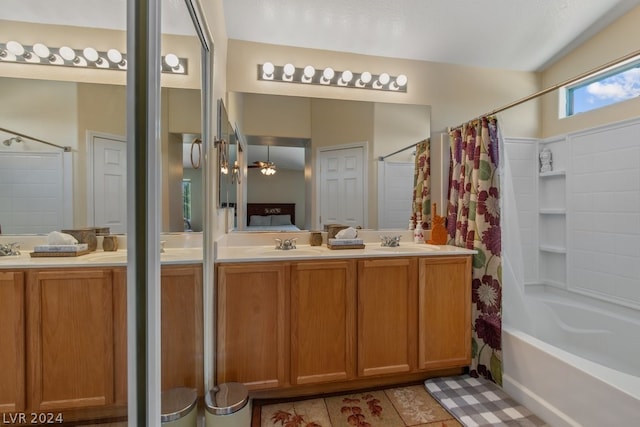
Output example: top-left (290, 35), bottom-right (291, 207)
top-left (503, 323), bottom-right (640, 427)
top-left (501, 147), bottom-right (640, 426)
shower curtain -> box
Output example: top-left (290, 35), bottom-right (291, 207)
top-left (411, 139), bottom-right (431, 229)
top-left (447, 117), bottom-right (502, 384)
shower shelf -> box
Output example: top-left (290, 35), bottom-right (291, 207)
top-left (539, 170), bottom-right (566, 177)
top-left (539, 245), bottom-right (566, 254)
top-left (539, 208), bottom-right (566, 215)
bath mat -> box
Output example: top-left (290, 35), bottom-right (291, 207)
top-left (425, 375), bottom-right (548, 427)
top-left (257, 384), bottom-right (462, 426)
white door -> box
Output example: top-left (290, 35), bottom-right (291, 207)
top-left (91, 133), bottom-right (127, 234)
top-left (318, 144), bottom-right (366, 229)
top-left (377, 161), bottom-right (414, 229)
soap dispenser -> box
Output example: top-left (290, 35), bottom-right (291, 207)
top-left (414, 212), bottom-right (424, 243)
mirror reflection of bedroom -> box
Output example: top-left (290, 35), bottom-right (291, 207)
top-left (228, 92), bottom-right (431, 232)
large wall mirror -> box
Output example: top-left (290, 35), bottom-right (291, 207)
top-left (0, 1), bottom-right (205, 235)
top-left (230, 92), bottom-right (431, 231)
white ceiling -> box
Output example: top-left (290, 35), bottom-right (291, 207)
top-left (3, 0), bottom-right (639, 71)
top-left (222, 0), bottom-right (640, 71)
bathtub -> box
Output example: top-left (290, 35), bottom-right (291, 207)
top-left (501, 145), bottom-right (640, 426)
top-left (503, 300), bottom-right (640, 427)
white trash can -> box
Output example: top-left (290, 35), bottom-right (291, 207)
top-left (161, 387), bottom-right (198, 427)
top-left (205, 382), bottom-right (251, 427)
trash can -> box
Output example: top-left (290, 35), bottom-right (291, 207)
top-left (161, 387), bottom-right (198, 427)
top-left (205, 382), bottom-right (251, 427)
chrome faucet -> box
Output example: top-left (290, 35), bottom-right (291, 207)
top-left (0, 242), bottom-right (21, 256)
top-left (275, 238), bottom-right (297, 250)
top-left (380, 235), bottom-right (401, 247)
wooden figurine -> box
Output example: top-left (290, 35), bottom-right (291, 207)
top-left (427, 203), bottom-right (448, 245)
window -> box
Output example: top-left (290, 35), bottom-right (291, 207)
top-left (182, 179), bottom-right (192, 223)
top-left (564, 56), bottom-right (640, 117)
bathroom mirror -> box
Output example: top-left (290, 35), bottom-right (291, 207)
top-left (231, 92), bottom-right (431, 231)
top-left (0, 2), bottom-right (204, 234)
top-left (217, 99), bottom-right (238, 209)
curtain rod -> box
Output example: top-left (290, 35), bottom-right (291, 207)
top-left (0, 126), bottom-right (72, 152)
top-left (448, 48), bottom-right (640, 130)
top-left (378, 138), bottom-right (428, 161)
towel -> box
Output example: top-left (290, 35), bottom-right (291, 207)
top-left (47, 231), bottom-right (78, 245)
top-left (335, 227), bottom-right (357, 239)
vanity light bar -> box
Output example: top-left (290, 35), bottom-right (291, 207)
top-left (0, 41), bottom-right (188, 74)
top-left (257, 63), bottom-right (407, 92)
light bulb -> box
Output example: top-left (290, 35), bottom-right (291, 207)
top-left (323, 67), bottom-right (335, 80)
top-left (360, 71), bottom-right (372, 84)
top-left (33, 43), bottom-right (51, 59)
top-left (396, 74), bottom-right (408, 87)
top-left (262, 62), bottom-right (274, 75)
top-left (107, 49), bottom-right (124, 64)
top-left (59, 46), bottom-right (77, 62)
top-left (165, 53), bottom-right (180, 68)
top-left (340, 70), bottom-right (353, 84)
top-left (378, 73), bottom-right (390, 85)
top-left (283, 63), bottom-right (295, 77)
top-left (303, 65), bottom-right (315, 78)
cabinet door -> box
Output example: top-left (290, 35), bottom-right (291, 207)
top-left (290, 260), bottom-right (356, 385)
top-left (161, 264), bottom-right (203, 395)
top-left (418, 256), bottom-right (472, 370)
top-left (357, 258), bottom-right (417, 376)
top-left (27, 269), bottom-right (115, 411)
top-left (0, 271), bottom-right (25, 412)
top-left (217, 263), bottom-right (288, 390)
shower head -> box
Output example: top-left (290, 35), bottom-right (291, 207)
top-left (2, 136), bottom-right (22, 146)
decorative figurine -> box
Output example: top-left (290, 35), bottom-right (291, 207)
top-left (428, 203), bottom-right (448, 245)
top-left (540, 148), bottom-right (552, 173)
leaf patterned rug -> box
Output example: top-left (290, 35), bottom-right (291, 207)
top-left (257, 384), bottom-right (462, 427)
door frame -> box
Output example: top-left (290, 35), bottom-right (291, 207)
top-left (86, 130), bottom-right (127, 230)
top-left (315, 141), bottom-right (369, 230)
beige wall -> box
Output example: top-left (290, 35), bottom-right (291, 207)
top-left (226, 39), bottom-right (541, 139)
top-left (541, 5), bottom-right (640, 137)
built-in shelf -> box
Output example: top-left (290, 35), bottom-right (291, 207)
top-left (539, 208), bottom-right (566, 215)
top-left (539, 170), bottom-right (566, 177)
top-left (539, 245), bottom-right (567, 254)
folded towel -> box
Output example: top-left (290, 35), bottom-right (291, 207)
top-left (34, 243), bottom-right (89, 253)
top-left (47, 231), bottom-right (78, 245)
top-left (335, 227), bottom-right (357, 239)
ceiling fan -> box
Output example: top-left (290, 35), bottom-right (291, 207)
top-left (249, 145), bottom-right (277, 175)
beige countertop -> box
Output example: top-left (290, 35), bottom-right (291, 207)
top-left (215, 242), bottom-right (476, 263)
top-left (0, 247), bottom-right (203, 269)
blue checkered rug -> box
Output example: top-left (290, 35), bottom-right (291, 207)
top-left (425, 375), bottom-right (548, 427)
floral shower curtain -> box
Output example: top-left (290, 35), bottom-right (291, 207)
top-left (447, 117), bottom-right (502, 384)
top-left (411, 139), bottom-right (431, 229)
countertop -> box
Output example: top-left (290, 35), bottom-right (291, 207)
top-left (215, 242), bottom-right (476, 263)
top-left (0, 247), bottom-right (203, 269)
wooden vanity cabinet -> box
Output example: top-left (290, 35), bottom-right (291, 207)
top-left (161, 264), bottom-right (204, 395)
top-left (26, 268), bottom-right (126, 411)
top-left (290, 260), bottom-right (356, 385)
top-left (216, 263), bottom-right (288, 390)
top-left (0, 271), bottom-right (25, 412)
top-left (357, 258), bottom-right (417, 377)
top-left (216, 254), bottom-right (472, 394)
top-left (417, 256), bottom-right (472, 370)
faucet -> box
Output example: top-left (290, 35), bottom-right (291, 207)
top-left (275, 238), bottom-right (297, 250)
top-left (0, 242), bottom-right (21, 256)
top-left (380, 235), bottom-right (401, 247)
